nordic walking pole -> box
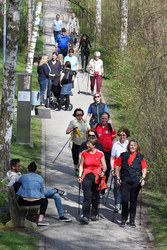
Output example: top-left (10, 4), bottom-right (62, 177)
top-left (52, 130), bottom-right (75, 163)
top-left (86, 72), bottom-right (89, 95)
top-left (98, 175), bottom-right (102, 220)
top-left (139, 187), bottom-right (142, 225)
top-left (105, 175), bottom-right (114, 205)
top-left (112, 187), bottom-right (119, 222)
top-left (78, 182), bottom-right (81, 215)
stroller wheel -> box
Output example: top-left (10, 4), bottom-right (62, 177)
top-left (68, 103), bottom-right (73, 111)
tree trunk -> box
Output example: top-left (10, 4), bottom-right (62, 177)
top-left (27, 0), bottom-right (32, 49)
top-left (95, 0), bottom-right (102, 39)
top-left (120, 0), bottom-right (128, 51)
top-left (0, 0), bottom-right (21, 178)
top-left (26, 0), bottom-right (42, 82)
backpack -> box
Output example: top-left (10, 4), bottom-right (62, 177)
top-left (58, 35), bottom-right (68, 50)
top-left (61, 69), bottom-right (73, 84)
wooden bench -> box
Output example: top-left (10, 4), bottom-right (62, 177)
top-left (6, 186), bottom-right (40, 228)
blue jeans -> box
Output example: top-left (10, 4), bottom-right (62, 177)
top-left (44, 188), bottom-right (64, 217)
top-left (39, 79), bottom-right (48, 104)
top-left (113, 175), bottom-right (122, 205)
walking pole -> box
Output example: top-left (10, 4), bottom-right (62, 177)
top-left (139, 187), bottom-right (142, 225)
top-left (105, 175), bottom-right (114, 205)
top-left (86, 72), bottom-right (89, 95)
top-left (77, 73), bottom-right (80, 94)
top-left (78, 182), bottom-right (81, 215)
top-left (98, 175), bottom-right (102, 220)
top-left (112, 187), bottom-right (119, 223)
top-left (52, 131), bottom-right (75, 163)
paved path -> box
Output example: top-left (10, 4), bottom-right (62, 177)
top-left (36, 0), bottom-right (153, 249)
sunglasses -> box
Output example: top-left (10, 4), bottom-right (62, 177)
top-left (76, 114), bottom-right (83, 117)
top-left (94, 96), bottom-right (100, 98)
top-left (119, 134), bottom-right (126, 137)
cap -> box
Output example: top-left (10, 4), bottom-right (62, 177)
top-left (94, 51), bottom-right (101, 57)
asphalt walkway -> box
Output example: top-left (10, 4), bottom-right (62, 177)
top-left (36, 0), bottom-right (153, 249)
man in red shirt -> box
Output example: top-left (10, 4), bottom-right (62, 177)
top-left (95, 112), bottom-right (117, 186)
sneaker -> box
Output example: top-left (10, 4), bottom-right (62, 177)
top-left (114, 204), bottom-right (121, 213)
top-left (80, 216), bottom-right (89, 224)
top-left (37, 221), bottom-right (49, 226)
top-left (91, 91), bottom-right (94, 96)
top-left (54, 188), bottom-right (67, 197)
top-left (129, 221), bottom-right (136, 228)
top-left (91, 215), bottom-right (97, 221)
top-left (120, 220), bottom-right (126, 228)
top-left (59, 216), bottom-right (72, 222)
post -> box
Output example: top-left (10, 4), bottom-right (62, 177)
top-left (16, 73), bottom-right (33, 145)
top-left (3, 0), bottom-right (6, 73)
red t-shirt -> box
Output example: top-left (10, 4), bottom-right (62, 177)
top-left (82, 149), bottom-right (104, 171)
top-left (81, 149), bottom-right (106, 190)
top-left (115, 152), bottom-right (147, 169)
top-left (95, 124), bottom-right (116, 151)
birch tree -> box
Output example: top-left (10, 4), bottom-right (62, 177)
top-left (120, 0), bottom-right (128, 51)
top-left (0, 0), bottom-right (21, 178)
top-left (27, 0), bottom-right (35, 49)
top-left (26, 0), bottom-right (42, 81)
top-left (96, 0), bottom-right (102, 36)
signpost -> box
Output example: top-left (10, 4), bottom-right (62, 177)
top-left (16, 73), bottom-right (33, 145)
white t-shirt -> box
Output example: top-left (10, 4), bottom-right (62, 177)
top-left (7, 170), bottom-right (22, 187)
top-left (111, 139), bottom-right (129, 158)
top-left (89, 58), bottom-right (103, 76)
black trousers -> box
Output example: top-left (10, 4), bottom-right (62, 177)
top-left (104, 150), bottom-right (111, 184)
top-left (72, 142), bottom-right (80, 165)
top-left (81, 51), bottom-right (89, 70)
top-left (82, 173), bottom-right (99, 218)
top-left (59, 94), bottom-right (70, 109)
top-left (120, 180), bottom-right (141, 222)
top-left (18, 197), bottom-right (48, 216)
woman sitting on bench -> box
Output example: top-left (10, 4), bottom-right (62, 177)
top-left (16, 162), bottom-right (49, 226)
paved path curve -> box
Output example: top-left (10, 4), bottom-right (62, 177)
top-left (36, 0), bottom-right (153, 249)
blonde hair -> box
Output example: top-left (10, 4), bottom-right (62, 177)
top-left (93, 92), bottom-right (102, 102)
top-left (39, 56), bottom-right (48, 66)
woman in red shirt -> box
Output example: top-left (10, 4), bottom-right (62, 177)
top-left (115, 139), bottom-right (147, 228)
top-left (78, 138), bottom-right (107, 224)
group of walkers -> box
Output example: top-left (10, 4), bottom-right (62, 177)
top-left (5, 12), bottom-right (148, 230)
top-left (65, 87), bottom-right (147, 227)
top-left (37, 12), bottom-right (104, 109)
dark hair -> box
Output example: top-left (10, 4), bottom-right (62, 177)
top-left (52, 52), bottom-right (58, 56)
top-left (81, 34), bottom-right (89, 42)
top-left (127, 139), bottom-right (141, 153)
top-left (117, 126), bottom-right (130, 137)
top-left (62, 27), bottom-right (66, 32)
top-left (69, 48), bottom-right (74, 54)
top-left (87, 138), bottom-right (98, 147)
top-left (65, 61), bottom-right (71, 69)
top-left (56, 14), bottom-right (60, 17)
top-left (88, 128), bottom-right (98, 138)
top-left (73, 108), bottom-right (84, 117)
top-left (100, 112), bottom-right (110, 119)
top-left (28, 162), bottom-right (37, 172)
top-left (10, 159), bottom-right (20, 169)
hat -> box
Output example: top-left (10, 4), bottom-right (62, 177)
top-left (62, 28), bottom-right (66, 32)
top-left (94, 51), bottom-right (101, 57)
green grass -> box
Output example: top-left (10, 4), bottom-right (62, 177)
top-left (143, 190), bottom-right (167, 249)
top-left (0, 225), bottom-right (38, 250)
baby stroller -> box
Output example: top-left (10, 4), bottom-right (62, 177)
top-left (49, 84), bottom-right (73, 111)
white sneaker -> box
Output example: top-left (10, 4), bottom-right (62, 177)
top-left (91, 91), bottom-right (94, 96)
top-left (37, 221), bottom-right (49, 226)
